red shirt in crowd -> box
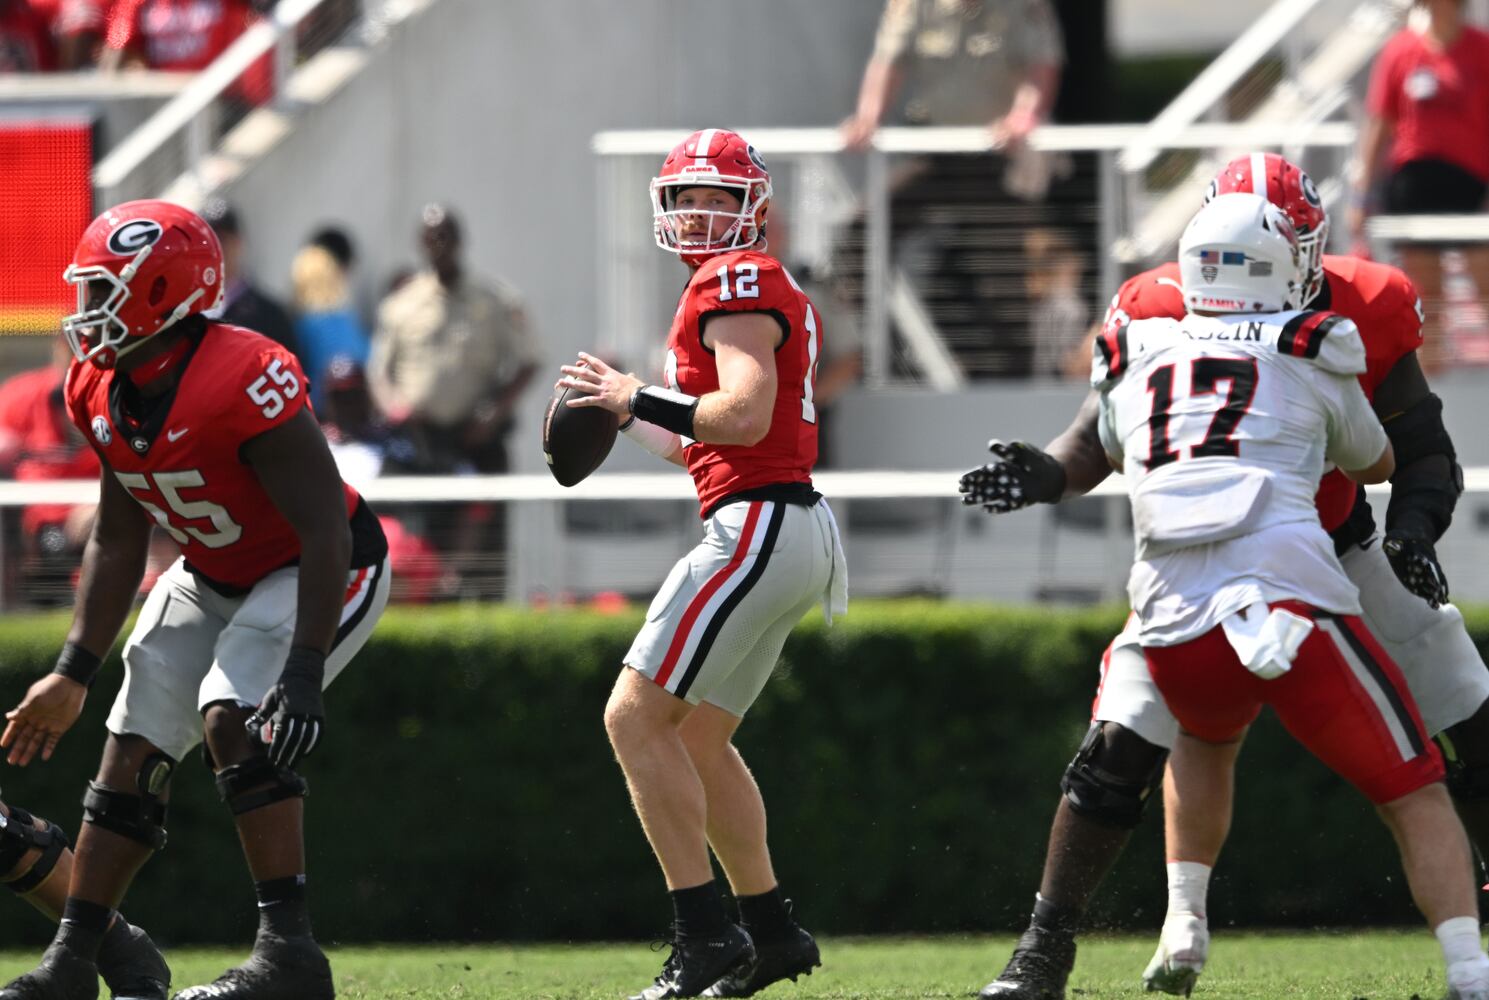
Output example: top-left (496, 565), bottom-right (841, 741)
top-left (105, 0), bottom-right (271, 102)
top-left (0, 1), bottom-right (57, 71)
top-left (0, 365), bottom-right (99, 536)
top-left (1366, 23), bottom-right (1489, 182)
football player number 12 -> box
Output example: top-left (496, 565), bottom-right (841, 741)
top-left (666, 302), bottom-right (821, 428)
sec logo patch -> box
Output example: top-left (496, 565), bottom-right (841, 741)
top-left (91, 415), bottom-right (112, 445)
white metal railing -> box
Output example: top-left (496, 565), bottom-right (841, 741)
top-left (4, 468), bottom-right (1483, 507)
top-left (1118, 0), bottom-right (1333, 174)
top-left (594, 123), bottom-right (1357, 388)
top-left (92, 0), bottom-right (337, 208)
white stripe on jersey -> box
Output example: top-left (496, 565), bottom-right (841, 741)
top-left (1315, 618), bottom-right (1419, 763)
top-left (695, 128), bottom-right (717, 167)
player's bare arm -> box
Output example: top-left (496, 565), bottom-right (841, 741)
top-left (2, 462), bottom-right (151, 766)
top-left (959, 391), bottom-right (1111, 514)
top-left (560, 313), bottom-right (779, 448)
top-left (241, 407), bottom-right (353, 767)
top-left (1371, 350), bottom-right (1461, 606)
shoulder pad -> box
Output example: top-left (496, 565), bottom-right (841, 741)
top-left (1091, 317), bottom-right (1184, 387)
top-left (1274, 311), bottom-right (1365, 375)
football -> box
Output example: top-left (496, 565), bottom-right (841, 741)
top-left (542, 381), bottom-right (619, 486)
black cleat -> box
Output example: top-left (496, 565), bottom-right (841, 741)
top-left (979, 925), bottom-right (1076, 1000)
top-left (630, 924), bottom-right (755, 1000)
top-left (98, 919), bottom-right (170, 1000)
top-left (170, 932), bottom-right (332, 1000)
top-left (703, 923), bottom-right (820, 997)
top-left (0, 941), bottom-right (100, 1000)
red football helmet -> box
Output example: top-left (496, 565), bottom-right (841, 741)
top-left (650, 129), bottom-right (771, 263)
top-left (63, 199), bottom-right (224, 368)
top-left (1205, 153), bottom-right (1328, 304)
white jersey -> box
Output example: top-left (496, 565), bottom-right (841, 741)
top-left (1093, 310), bottom-right (1389, 645)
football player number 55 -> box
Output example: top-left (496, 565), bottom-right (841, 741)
top-left (247, 358), bottom-right (301, 419)
top-left (116, 470), bottom-right (244, 548)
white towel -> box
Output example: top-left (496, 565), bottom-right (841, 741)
top-left (1220, 603), bottom-right (1314, 681)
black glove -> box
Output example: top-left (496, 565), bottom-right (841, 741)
top-left (958, 439), bottom-right (1067, 514)
top-left (1382, 533), bottom-right (1450, 610)
top-left (246, 647), bottom-right (326, 768)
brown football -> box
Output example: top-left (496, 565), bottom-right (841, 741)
top-left (542, 383), bottom-right (619, 487)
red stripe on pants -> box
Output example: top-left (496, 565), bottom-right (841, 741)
top-left (653, 502), bottom-right (763, 689)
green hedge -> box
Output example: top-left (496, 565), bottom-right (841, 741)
top-left (0, 602), bottom-right (1482, 947)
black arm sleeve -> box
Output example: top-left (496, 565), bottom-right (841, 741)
top-left (1383, 393), bottom-right (1464, 542)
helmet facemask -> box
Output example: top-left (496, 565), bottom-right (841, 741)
top-left (62, 243), bottom-right (207, 369)
top-left (1295, 217), bottom-right (1329, 305)
top-left (650, 174), bottom-right (771, 261)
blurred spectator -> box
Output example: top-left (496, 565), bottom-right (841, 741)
top-left (290, 241), bottom-right (369, 408)
top-left (842, 0), bottom-right (1064, 163)
top-left (1025, 228), bottom-right (1089, 378)
top-left (30, 0), bottom-right (107, 68)
top-left (201, 196), bottom-right (301, 359)
top-left (1353, 0), bottom-right (1489, 368)
top-left (0, 0), bottom-right (56, 71)
top-left (101, 0), bottom-right (273, 107)
top-left (369, 203), bottom-right (540, 474)
top-left (317, 355), bottom-right (447, 602)
top-left (0, 339), bottom-right (97, 600)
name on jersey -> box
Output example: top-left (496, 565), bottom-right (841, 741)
top-left (1184, 320), bottom-right (1265, 342)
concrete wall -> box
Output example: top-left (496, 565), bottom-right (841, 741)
top-left (227, 0), bottom-right (882, 473)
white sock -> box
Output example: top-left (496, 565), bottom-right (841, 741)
top-left (1165, 861), bottom-right (1212, 919)
top-left (1435, 916), bottom-right (1484, 968)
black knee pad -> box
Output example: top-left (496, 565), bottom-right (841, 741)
top-left (82, 752), bottom-right (175, 851)
top-left (215, 756), bottom-right (307, 816)
top-left (0, 807), bottom-right (68, 894)
top-left (1060, 722), bottom-right (1169, 829)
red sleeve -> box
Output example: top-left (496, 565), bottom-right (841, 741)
top-left (690, 253), bottom-right (796, 342)
top-left (1102, 267), bottom-right (1184, 336)
top-left (1386, 267), bottom-right (1426, 357)
top-left (224, 342), bottom-right (309, 440)
top-left (1366, 33), bottom-right (1404, 120)
top-left (105, 0), bottom-right (145, 50)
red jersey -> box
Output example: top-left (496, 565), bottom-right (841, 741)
top-left (105, 0), bottom-right (270, 103)
top-left (666, 250), bottom-right (821, 518)
top-left (1103, 255), bottom-right (1422, 533)
top-left (0, 365), bottom-right (99, 536)
top-left (66, 322), bottom-right (363, 589)
top-left (1366, 25), bottom-right (1489, 181)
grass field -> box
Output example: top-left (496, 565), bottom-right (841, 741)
top-left (0, 930), bottom-right (1456, 999)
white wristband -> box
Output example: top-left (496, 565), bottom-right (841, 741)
top-left (622, 417), bottom-right (680, 458)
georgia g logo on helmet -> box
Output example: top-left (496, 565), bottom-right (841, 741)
top-left (106, 219), bottom-right (163, 256)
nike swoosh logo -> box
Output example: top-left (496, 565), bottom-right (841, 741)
top-left (167, 428), bottom-right (189, 442)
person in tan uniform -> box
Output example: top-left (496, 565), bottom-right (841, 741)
top-left (369, 203), bottom-right (539, 474)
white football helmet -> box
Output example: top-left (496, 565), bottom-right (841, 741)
top-left (1179, 192), bottom-right (1302, 315)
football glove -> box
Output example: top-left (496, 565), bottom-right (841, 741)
top-left (246, 647), bottom-right (326, 769)
top-left (1382, 533), bottom-right (1450, 610)
top-left (958, 439), bottom-right (1067, 514)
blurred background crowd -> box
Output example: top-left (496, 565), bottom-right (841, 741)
top-left (3, 0), bottom-right (1489, 609)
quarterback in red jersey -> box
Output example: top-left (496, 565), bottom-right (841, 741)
top-left (0, 200), bottom-right (389, 1000)
top-left (558, 128), bottom-right (845, 999)
top-left (960, 153), bottom-right (1487, 1000)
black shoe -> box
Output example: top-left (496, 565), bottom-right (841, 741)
top-left (98, 919), bottom-right (170, 1000)
top-left (630, 924), bottom-right (756, 1000)
top-left (979, 925), bottom-right (1076, 1000)
top-left (170, 932), bottom-right (332, 1000)
top-left (703, 923), bottom-right (820, 997)
top-left (0, 942), bottom-right (99, 1000)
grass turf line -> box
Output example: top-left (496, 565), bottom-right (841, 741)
top-left (0, 931), bottom-right (1450, 998)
